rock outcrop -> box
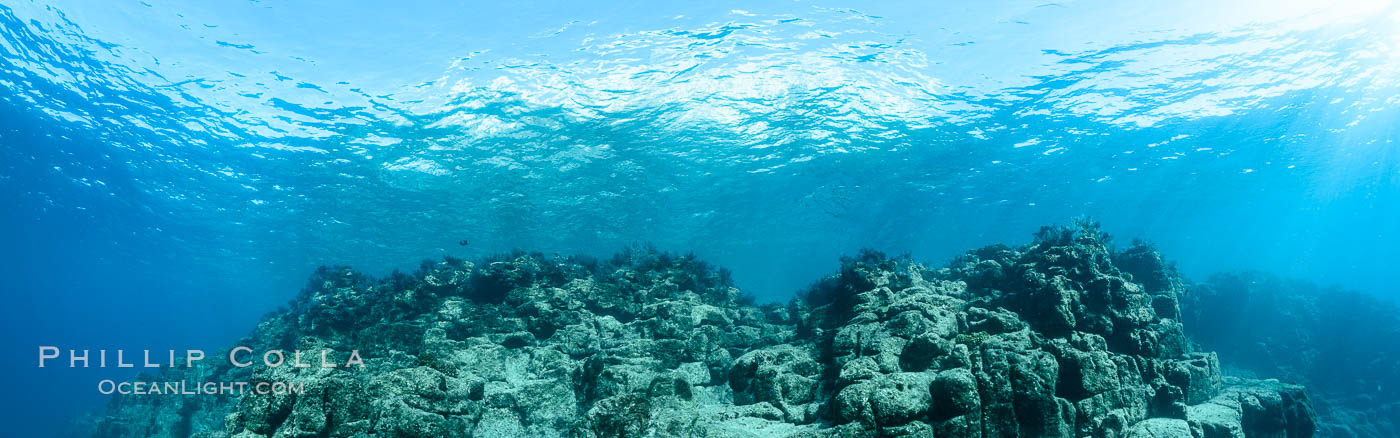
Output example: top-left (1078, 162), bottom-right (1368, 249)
top-left (87, 222), bottom-right (1316, 437)
top-left (1183, 272), bottom-right (1398, 438)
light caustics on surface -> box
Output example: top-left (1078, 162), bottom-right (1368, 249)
top-left (1, 0), bottom-right (1399, 298)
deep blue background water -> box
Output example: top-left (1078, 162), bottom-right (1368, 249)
top-left (3, 0), bottom-right (1399, 435)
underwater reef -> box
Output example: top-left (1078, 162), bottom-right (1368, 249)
top-left (86, 222), bottom-right (1317, 438)
top-left (1182, 272), bottom-right (1400, 438)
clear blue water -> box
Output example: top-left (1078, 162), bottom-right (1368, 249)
top-left (2, 0), bottom-right (1398, 435)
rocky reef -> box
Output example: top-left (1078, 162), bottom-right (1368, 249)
top-left (1183, 272), bottom-right (1399, 438)
top-left (87, 222), bottom-right (1316, 437)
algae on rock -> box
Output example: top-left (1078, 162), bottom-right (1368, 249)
top-left (88, 225), bottom-right (1316, 438)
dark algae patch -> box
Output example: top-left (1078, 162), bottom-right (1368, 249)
top-left (85, 223), bottom-right (1318, 437)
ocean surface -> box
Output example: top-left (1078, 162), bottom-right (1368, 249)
top-left (2, 0), bottom-right (1398, 436)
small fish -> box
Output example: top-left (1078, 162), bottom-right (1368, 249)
top-left (458, 240), bottom-right (470, 246)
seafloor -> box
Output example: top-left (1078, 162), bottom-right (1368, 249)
top-left (81, 222), bottom-right (1394, 437)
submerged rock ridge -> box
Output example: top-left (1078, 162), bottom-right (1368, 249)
top-left (1182, 272), bottom-right (1399, 438)
top-left (89, 222), bottom-right (1316, 438)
